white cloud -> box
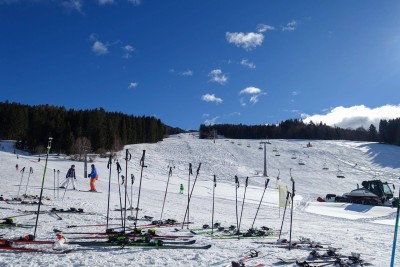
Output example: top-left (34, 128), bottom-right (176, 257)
top-left (127, 0), bottom-right (141, 6)
top-left (282, 20), bottom-right (297, 31)
top-left (92, 41), bottom-right (108, 55)
top-left (239, 86), bottom-right (266, 106)
top-left (257, 24), bottom-right (275, 33)
top-left (226, 32), bottom-right (264, 50)
top-left (240, 86), bottom-right (261, 95)
top-left (240, 59), bottom-right (256, 69)
top-left (98, 0), bottom-right (114, 5)
top-left (180, 70), bottom-right (193, 76)
top-left (208, 69), bottom-right (228, 85)
top-left (201, 94), bottom-right (223, 104)
top-left (128, 82), bottom-right (138, 89)
top-left (302, 105), bottom-right (400, 129)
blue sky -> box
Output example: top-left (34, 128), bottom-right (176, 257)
top-left (1, 0), bottom-right (400, 130)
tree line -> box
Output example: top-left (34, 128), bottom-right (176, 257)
top-left (0, 102), bottom-right (176, 154)
top-left (200, 118), bottom-right (400, 146)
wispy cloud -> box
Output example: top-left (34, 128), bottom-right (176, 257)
top-left (240, 59), bottom-right (256, 69)
top-left (122, 45), bottom-right (134, 58)
top-left (128, 82), bottom-right (138, 89)
top-left (291, 91), bottom-right (300, 96)
top-left (62, 0), bottom-right (83, 13)
top-left (302, 105), bottom-right (400, 129)
top-left (239, 86), bottom-right (266, 105)
top-left (204, 116), bottom-right (220, 126)
top-left (180, 70), bottom-right (193, 76)
top-left (282, 20), bottom-right (298, 31)
top-left (257, 24), bottom-right (275, 33)
top-left (127, 0), bottom-right (141, 6)
top-left (98, 0), bottom-right (114, 5)
top-left (208, 69), bottom-right (228, 85)
top-left (226, 32), bottom-right (264, 50)
top-left (92, 41), bottom-right (109, 55)
top-left (201, 93), bottom-right (223, 104)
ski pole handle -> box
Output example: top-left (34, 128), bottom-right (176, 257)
top-left (265, 179), bottom-right (270, 188)
top-left (196, 163), bottom-right (201, 175)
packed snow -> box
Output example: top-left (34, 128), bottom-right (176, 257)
top-left (0, 133), bottom-right (400, 266)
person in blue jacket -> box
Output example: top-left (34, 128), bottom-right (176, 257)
top-left (88, 164), bottom-right (98, 192)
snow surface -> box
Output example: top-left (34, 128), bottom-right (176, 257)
top-left (1, 134), bottom-right (400, 266)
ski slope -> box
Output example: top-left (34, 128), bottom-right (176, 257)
top-left (0, 133), bottom-right (399, 266)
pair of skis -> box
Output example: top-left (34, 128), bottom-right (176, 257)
top-left (228, 250), bottom-right (264, 267)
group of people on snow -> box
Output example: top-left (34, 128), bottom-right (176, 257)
top-left (60, 164), bottom-right (98, 192)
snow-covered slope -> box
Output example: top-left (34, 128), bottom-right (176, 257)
top-left (0, 134), bottom-right (399, 266)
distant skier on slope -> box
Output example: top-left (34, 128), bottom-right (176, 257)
top-left (179, 183), bottom-right (184, 194)
top-left (88, 164), bottom-right (98, 192)
top-left (60, 165), bottom-right (76, 190)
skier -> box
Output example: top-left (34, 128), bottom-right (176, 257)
top-left (15, 164), bottom-right (18, 171)
top-left (59, 165), bottom-right (76, 190)
top-left (88, 164), bottom-right (98, 192)
top-left (179, 183), bottom-right (184, 194)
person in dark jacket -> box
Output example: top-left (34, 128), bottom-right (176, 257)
top-left (88, 164), bottom-right (98, 192)
top-left (60, 165), bottom-right (76, 190)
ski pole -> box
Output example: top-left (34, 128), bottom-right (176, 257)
top-left (116, 161), bottom-right (123, 229)
top-left (235, 175), bottom-right (240, 231)
top-left (238, 177), bottom-right (249, 238)
top-left (106, 155), bottom-right (112, 230)
top-left (251, 178), bottom-right (270, 229)
top-left (123, 149), bottom-right (131, 232)
top-left (53, 169), bottom-right (56, 200)
top-left (279, 190), bottom-right (291, 240)
top-left (134, 150), bottom-right (146, 234)
top-left (211, 175), bottom-right (216, 235)
top-left (390, 190), bottom-right (400, 267)
top-left (288, 168), bottom-right (295, 251)
top-left (17, 167), bottom-right (26, 198)
top-left (188, 163), bottom-right (192, 228)
top-left (57, 170), bottom-right (60, 199)
top-left (160, 166), bottom-right (173, 224)
top-left (23, 167), bottom-right (34, 196)
top-left (130, 173), bottom-right (135, 217)
top-left (61, 177), bottom-right (69, 202)
top-left (181, 163), bottom-right (201, 229)
top-left (33, 137), bottom-right (53, 240)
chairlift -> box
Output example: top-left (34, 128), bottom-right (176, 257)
top-left (247, 144), bottom-right (251, 148)
top-left (336, 165), bottom-right (345, 178)
top-left (272, 146), bottom-right (278, 152)
top-left (291, 153), bottom-right (297, 159)
top-left (322, 162), bottom-right (329, 170)
top-left (258, 146), bottom-right (263, 150)
top-left (275, 152), bottom-right (280, 156)
top-left (298, 159), bottom-right (305, 165)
